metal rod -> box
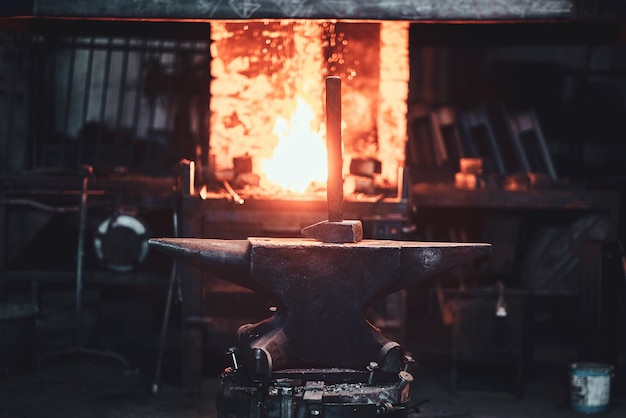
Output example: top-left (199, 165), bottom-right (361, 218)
top-left (222, 180), bottom-right (244, 205)
top-left (114, 37), bottom-right (130, 132)
top-left (530, 111), bottom-right (558, 181)
top-left (166, 40), bottom-right (182, 133)
top-left (0, 198), bottom-right (80, 213)
top-left (40, 36), bottom-right (54, 167)
top-left (146, 40), bottom-right (163, 134)
top-left (170, 206), bottom-right (183, 301)
top-left (195, 40), bottom-right (211, 183)
top-left (61, 37), bottom-right (78, 166)
top-left (0, 190), bottom-right (6, 300)
top-left (74, 168), bottom-right (89, 347)
top-left (3, 33), bottom-right (19, 169)
top-left (483, 115), bottom-right (506, 175)
top-left (132, 39), bottom-right (148, 138)
top-left (504, 107), bottom-right (532, 174)
top-left (33, 35), bottom-right (57, 167)
top-left (152, 259), bottom-right (177, 394)
top-left (153, 207), bottom-right (180, 394)
top-left (46, 37), bottom-right (206, 54)
top-left (97, 37), bottom-right (113, 164)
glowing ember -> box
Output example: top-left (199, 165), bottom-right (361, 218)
top-left (261, 97), bottom-right (328, 193)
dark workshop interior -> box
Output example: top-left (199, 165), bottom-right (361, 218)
top-left (1, 2), bottom-right (626, 417)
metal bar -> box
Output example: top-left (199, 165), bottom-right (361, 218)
top-left (180, 214), bottom-right (204, 391)
top-left (61, 36), bottom-right (78, 166)
top-left (429, 111), bottom-right (448, 165)
top-left (530, 111), bottom-right (558, 181)
top-left (74, 168), bottom-right (89, 347)
top-left (97, 37), bottom-right (113, 164)
top-left (152, 260), bottom-right (177, 394)
top-left (146, 39), bottom-right (163, 133)
top-left (165, 40), bottom-right (181, 134)
top-left (152, 207), bottom-right (179, 394)
top-left (45, 37), bottom-right (208, 54)
top-left (483, 115), bottom-right (506, 175)
top-left (459, 109), bottom-right (506, 174)
top-left (195, 40), bottom-right (211, 183)
top-left (3, 33), bottom-right (18, 169)
top-left (503, 108), bottom-right (532, 173)
top-left (31, 34), bottom-right (54, 168)
top-left (114, 37), bottom-right (130, 131)
top-left (174, 208), bottom-right (183, 303)
top-left (0, 198), bottom-right (80, 213)
top-left (0, 36), bottom-right (7, 165)
top-left (222, 180), bottom-right (244, 205)
top-left (80, 37), bottom-right (96, 165)
top-left (25, 34), bottom-right (37, 168)
top-left (458, 114), bottom-right (479, 157)
top-left (20, 35), bottom-right (39, 168)
top-left (0, 0), bottom-right (598, 21)
top-left (0, 190), bottom-right (6, 300)
top-left (39, 35), bottom-right (53, 167)
top-left (132, 38), bottom-right (148, 138)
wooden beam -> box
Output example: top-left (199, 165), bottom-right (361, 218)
top-left (1, 0), bottom-right (624, 22)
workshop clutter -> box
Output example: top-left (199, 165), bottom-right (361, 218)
top-left (406, 104), bottom-right (559, 190)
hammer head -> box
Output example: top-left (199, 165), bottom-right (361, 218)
top-left (301, 219), bottom-right (363, 243)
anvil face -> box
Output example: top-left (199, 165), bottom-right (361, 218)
top-left (149, 237), bottom-right (490, 376)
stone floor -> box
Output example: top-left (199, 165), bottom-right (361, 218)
top-left (1, 354), bottom-right (624, 418)
top-left (1, 287), bottom-right (624, 417)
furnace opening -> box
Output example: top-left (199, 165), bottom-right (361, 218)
top-left (207, 20), bottom-right (409, 197)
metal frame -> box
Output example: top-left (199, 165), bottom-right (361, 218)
top-left (430, 106), bottom-right (465, 169)
top-left (505, 109), bottom-right (558, 181)
top-left (2, 0), bottom-right (619, 21)
top-left (0, 30), bottom-right (211, 174)
top-left (35, 167), bottom-right (130, 368)
top-left (458, 108), bottom-right (507, 175)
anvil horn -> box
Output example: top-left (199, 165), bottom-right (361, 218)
top-left (148, 238), bottom-right (252, 289)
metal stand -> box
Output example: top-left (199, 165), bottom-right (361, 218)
top-left (39, 166), bottom-right (130, 369)
top-left (504, 108), bottom-right (558, 181)
top-left (459, 107), bottom-right (507, 175)
top-left (152, 208), bottom-right (180, 394)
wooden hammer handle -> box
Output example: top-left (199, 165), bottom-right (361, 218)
top-left (326, 76), bottom-right (343, 223)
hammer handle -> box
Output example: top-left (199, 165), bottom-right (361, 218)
top-left (326, 76), bottom-right (343, 222)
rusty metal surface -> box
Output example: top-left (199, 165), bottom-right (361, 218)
top-left (301, 219), bottom-right (363, 243)
top-left (3, 0), bottom-right (625, 21)
top-left (149, 237), bottom-right (490, 374)
top-left (217, 369), bottom-right (412, 417)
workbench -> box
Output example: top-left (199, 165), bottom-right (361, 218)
top-left (411, 183), bottom-right (621, 365)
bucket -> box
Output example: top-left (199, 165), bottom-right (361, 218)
top-left (570, 362), bottom-right (614, 414)
top-left (0, 303), bottom-right (38, 376)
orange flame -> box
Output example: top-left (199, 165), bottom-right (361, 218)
top-left (261, 97), bottom-right (327, 193)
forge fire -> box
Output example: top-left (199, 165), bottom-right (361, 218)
top-left (208, 20), bottom-right (409, 195)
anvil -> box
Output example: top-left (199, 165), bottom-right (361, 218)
top-left (149, 237), bottom-right (490, 379)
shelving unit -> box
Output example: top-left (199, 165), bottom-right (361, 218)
top-left (410, 184), bottom-right (621, 377)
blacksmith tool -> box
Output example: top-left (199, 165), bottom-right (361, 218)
top-left (301, 76), bottom-right (363, 243)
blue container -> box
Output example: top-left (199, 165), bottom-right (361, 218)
top-left (570, 362), bottom-right (614, 414)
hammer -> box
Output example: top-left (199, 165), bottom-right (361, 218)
top-left (301, 76), bottom-right (363, 243)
